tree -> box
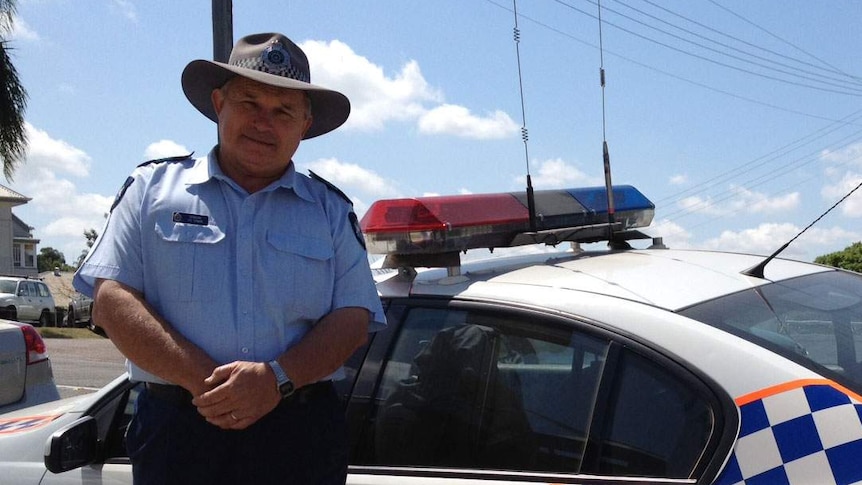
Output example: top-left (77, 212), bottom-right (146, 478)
top-left (0, 0), bottom-right (28, 181)
top-left (37, 246), bottom-right (69, 273)
top-left (76, 228), bottom-right (99, 267)
top-left (814, 241), bottom-right (862, 273)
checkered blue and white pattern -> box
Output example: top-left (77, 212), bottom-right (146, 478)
top-left (0, 415), bottom-right (61, 435)
top-left (713, 383), bottom-right (862, 485)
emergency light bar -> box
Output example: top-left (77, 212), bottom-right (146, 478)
top-left (360, 185), bottom-right (655, 261)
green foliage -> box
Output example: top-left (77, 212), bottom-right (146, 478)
top-left (814, 241), bottom-right (862, 273)
top-left (76, 228), bottom-right (99, 267)
top-left (0, 0), bottom-right (27, 182)
top-left (37, 246), bottom-right (73, 273)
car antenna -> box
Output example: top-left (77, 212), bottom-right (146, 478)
top-left (742, 179), bottom-right (862, 278)
top-left (511, 0), bottom-right (537, 231)
top-left (597, 0), bottom-right (618, 245)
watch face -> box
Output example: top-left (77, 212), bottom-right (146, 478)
top-left (279, 381), bottom-right (295, 398)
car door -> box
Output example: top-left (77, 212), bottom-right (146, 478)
top-left (347, 298), bottom-right (735, 484)
top-left (15, 282), bottom-right (34, 322)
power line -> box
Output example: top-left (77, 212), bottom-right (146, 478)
top-left (609, 0), bottom-right (862, 90)
top-left (481, 0), bottom-right (861, 124)
top-left (551, 0), bottom-right (862, 96)
top-left (706, 0), bottom-right (859, 81)
top-left (632, 0), bottom-right (861, 83)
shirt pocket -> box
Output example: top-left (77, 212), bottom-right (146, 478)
top-left (153, 218), bottom-right (227, 301)
top-left (265, 230), bottom-right (334, 318)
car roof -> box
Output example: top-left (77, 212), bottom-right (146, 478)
top-left (379, 247), bottom-right (834, 311)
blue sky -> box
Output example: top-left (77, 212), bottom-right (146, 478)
top-left (5, 0), bottom-right (862, 263)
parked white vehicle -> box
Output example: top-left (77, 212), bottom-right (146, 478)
top-left (0, 320), bottom-right (60, 414)
top-left (0, 277), bottom-right (57, 327)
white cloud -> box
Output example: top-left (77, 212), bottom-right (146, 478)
top-left (418, 104), bottom-right (518, 139)
top-left (22, 123), bottom-right (91, 178)
top-left (678, 195), bottom-right (723, 216)
top-left (302, 40), bottom-right (440, 131)
top-left (302, 157), bottom-right (400, 217)
top-left (110, 0), bottom-right (138, 23)
top-left (821, 171), bottom-right (862, 217)
top-left (669, 174), bottom-right (687, 185)
top-left (676, 186), bottom-right (798, 216)
top-left (143, 140), bottom-right (191, 161)
top-left (648, 219), bottom-right (692, 249)
top-left (820, 142), bottom-right (862, 167)
top-left (701, 222), bottom-right (800, 256)
top-left (700, 223), bottom-right (860, 261)
top-left (9, 124), bottom-right (112, 260)
top-left (301, 40), bottom-right (517, 141)
top-left (516, 158), bottom-right (602, 189)
top-left (731, 186), bottom-right (799, 214)
top-left (8, 15), bottom-right (39, 41)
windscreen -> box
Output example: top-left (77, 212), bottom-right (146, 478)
top-left (680, 270), bottom-right (862, 394)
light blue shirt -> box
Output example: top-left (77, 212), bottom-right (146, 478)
top-left (74, 148), bottom-right (386, 384)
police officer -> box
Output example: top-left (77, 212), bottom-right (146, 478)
top-left (73, 33), bottom-right (385, 484)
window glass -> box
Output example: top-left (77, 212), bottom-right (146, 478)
top-left (681, 271), bottom-right (862, 394)
top-left (589, 349), bottom-right (714, 478)
top-left (18, 282), bottom-right (29, 296)
top-left (363, 304), bottom-right (718, 479)
top-left (0, 280), bottom-right (15, 294)
top-left (24, 244), bottom-right (36, 268)
top-left (37, 283), bottom-right (50, 298)
top-left (368, 305), bottom-right (609, 472)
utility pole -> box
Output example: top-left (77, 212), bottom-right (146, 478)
top-left (212, 0), bottom-right (233, 62)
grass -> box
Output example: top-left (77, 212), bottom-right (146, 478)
top-left (37, 327), bottom-right (105, 339)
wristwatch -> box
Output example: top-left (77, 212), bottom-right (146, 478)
top-left (267, 360), bottom-right (295, 399)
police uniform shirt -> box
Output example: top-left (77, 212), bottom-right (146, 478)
top-left (73, 149), bottom-right (386, 384)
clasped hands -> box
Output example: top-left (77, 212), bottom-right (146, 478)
top-left (191, 361), bottom-right (280, 430)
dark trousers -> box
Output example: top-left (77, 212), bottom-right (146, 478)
top-left (126, 382), bottom-right (348, 485)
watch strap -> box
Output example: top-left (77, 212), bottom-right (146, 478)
top-left (267, 360), bottom-right (295, 398)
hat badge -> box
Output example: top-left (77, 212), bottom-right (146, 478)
top-left (261, 40), bottom-right (292, 75)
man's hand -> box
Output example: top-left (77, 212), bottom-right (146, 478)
top-left (192, 361), bottom-right (280, 430)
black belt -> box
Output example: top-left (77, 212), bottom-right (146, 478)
top-left (144, 380), bottom-right (334, 406)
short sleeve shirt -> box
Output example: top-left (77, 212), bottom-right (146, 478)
top-left (74, 148), bottom-right (386, 383)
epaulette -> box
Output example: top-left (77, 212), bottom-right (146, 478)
top-left (136, 153), bottom-right (195, 168)
top-left (309, 170), bottom-right (353, 206)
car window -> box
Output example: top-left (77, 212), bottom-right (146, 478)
top-left (681, 270), bottom-right (862, 394)
top-left (359, 303), bottom-right (717, 479)
top-left (17, 282), bottom-right (29, 296)
top-left (36, 283), bottom-right (51, 298)
top-left (587, 348), bottom-right (714, 478)
top-left (0, 280), bottom-right (15, 294)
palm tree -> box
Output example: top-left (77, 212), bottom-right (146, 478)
top-left (0, 0), bottom-right (27, 181)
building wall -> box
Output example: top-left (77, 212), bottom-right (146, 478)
top-left (0, 205), bottom-right (13, 275)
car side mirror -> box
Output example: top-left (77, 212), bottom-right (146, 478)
top-left (44, 416), bottom-right (98, 474)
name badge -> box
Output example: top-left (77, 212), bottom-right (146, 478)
top-left (172, 212), bottom-right (209, 226)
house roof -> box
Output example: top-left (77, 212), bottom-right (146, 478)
top-left (0, 184), bottom-right (30, 205)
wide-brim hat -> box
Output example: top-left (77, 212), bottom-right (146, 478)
top-left (181, 33), bottom-right (350, 139)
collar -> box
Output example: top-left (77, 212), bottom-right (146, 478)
top-left (188, 147), bottom-right (314, 202)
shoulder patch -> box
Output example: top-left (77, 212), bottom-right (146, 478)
top-left (308, 170), bottom-right (353, 206)
top-left (110, 176), bottom-right (135, 213)
top-left (136, 153), bottom-right (195, 168)
top-left (349, 212), bottom-right (366, 250)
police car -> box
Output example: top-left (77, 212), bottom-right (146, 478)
top-left (2, 185), bottom-right (862, 485)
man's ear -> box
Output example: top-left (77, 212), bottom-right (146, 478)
top-left (301, 115), bottom-right (313, 138)
top-left (211, 88), bottom-right (225, 117)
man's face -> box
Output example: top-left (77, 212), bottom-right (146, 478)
top-left (211, 77), bottom-right (313, 192)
